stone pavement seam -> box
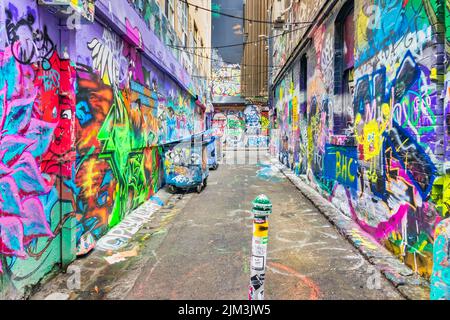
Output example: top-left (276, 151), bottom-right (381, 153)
top-left (267, 156), bottom-right (430, 300)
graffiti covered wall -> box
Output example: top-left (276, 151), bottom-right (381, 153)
top-left (0, 0), bottom-right (205, 298)
top-left (0, 0), bottom-right (77, 298)
top-left (430, 0), bottom-right (450, 299)
top-left (74, 19), bottom-right (204, 253)
top-left (213, 106), bottom-right (268, 148)
top-left (272, 0), bottom-right (447, 283)
top-left (271, 0), bottom-right (327, 76)
top-left (212, 64), bottom-right (241, 97)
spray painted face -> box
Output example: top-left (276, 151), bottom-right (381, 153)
top-left (50, 97), bottom-right (73, 157)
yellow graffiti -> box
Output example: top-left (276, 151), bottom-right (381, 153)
top-left (289, 81), bottom-right (295, 96)
top-left (367, 168), bottom-right (378, 183)
top-left (363, 120), bottom-right (383, 160)
top-left (78, 130), bottom-right (97, 149)
top-left (434, 221), bottom-right (449, 238)
top-left (261, 116), bottom-right (270, 130)
top-left (292, 96), bottom-right (299, 131)
top-left (431, 175), bottom-right (450, 217)
top-left (307, 125), bottom-right (314, 167)
top-left (336, 151), bottom-right (355, 183)
top-left (356, 6), bottom-right (370, 51)
top-left (81, 158), bottom-right (102, 198)
top-left (351, 229), bottom-right (378, 250)
top-left (355, 103), bottom-right (391, 161)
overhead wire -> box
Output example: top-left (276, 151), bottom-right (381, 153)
top-left (170, 45), bottom-right (281, 69)
top-left (178, 0), bottom-right (312, 26)
top-left (168, 24), bottom-right (310, 50)
top-left (191, 70), bottom-right (275, 79)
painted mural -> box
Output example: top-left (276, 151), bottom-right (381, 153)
top-left (212, 64), bottom-right (241, 97)
top-left (225, 111), bottom-right (245, 147)
top-left (0, 1), bottom-right (77, 298)
top-left (73, 4), bottom-right (204, 254)
top-left (126, 0), bottom-right (209, 107)
top-left (244, 105), bottom-right (268, 148)
top-left (431, 0), bottom-right (450, 299)
top-left (214, 106), bottom-right (268, 149)
top-left (211, 49), bottom-right (241, 98)
top-left (272, 0), bottom-right (448, 286)
top-left (0, 0), bottom-right (205, 298)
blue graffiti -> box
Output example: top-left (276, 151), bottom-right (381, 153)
top-left (323, 145), bottom-right (358, 190)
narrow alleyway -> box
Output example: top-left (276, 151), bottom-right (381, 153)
top-left (31, 150), bottom-right (406, 300)
top-left (3, 0), bottom-right (445, 303)
top-left (100, 150), bottom-right (402, 300)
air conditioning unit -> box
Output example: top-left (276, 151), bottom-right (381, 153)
top-left (283, 24), bottom-right (291, 32)
top-left (273, 16), bottom-right (285, 30)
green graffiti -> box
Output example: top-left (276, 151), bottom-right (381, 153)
top-left (98, 91), bottom-right (154, 227)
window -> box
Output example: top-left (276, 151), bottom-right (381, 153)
top-left (334, 1), bottom-right (354, 96)
top-left (133, 0), bottom-right (144, 14)
top-left (343, 11), bottom-right (355, 95)
top-left (165, 0), bottom-right (175, 28)
top-left (300, 54), bottom-right (307, 117)
top-left (199, 39), bottom-right (204, 72)
top-left (178, 1), bottom-right (188, 32)
top-left (194, 22), bottom-right (199, 68)
top-left (194, 23), bottom-right (199, 43)
top-left (177, 1), bottom-right (188, 45)
top-left (334, 0), bottom-right (354, 135)
top-left (155, 14), bottom-right (161, 39)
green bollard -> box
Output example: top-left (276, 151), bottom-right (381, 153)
top-left (249, 194), bottom-right (272, 300)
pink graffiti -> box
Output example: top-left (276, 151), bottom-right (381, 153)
top-left (39, 56), bottom-right (76, 177)
top-left (125, 18), bottom-right (142, 49)
top-left (0, 47), bottom-right (57, 272)
top-left (123, 18), bottom-right (145, 84)
top-left (345, 188), bottom-right (408, 241)
top-left (342, 149), bottom-right (423, 241)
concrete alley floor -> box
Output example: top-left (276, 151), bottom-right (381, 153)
top-left (32, 150), bottom-right (404, 300)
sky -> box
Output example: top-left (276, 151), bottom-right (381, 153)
top-left (211, 0), bottom-right (244, 64)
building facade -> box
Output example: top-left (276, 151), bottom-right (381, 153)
top-left (241, 0), bottom-right (269, 103)
top-left (0, 0), bottom-right (210, 299)
top-left (211, 49), bottom-right (241, 97)
top-left (212, 48), bottom-right (269, 149)
top-left (125, 0), bottom-right (212, 105)
top-left (268, 0), bottom-right (450, 299)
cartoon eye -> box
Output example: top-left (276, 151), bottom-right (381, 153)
top-left (52, 107), bottom-right (58, 118)
top-left (61, 110), bottom-right (72, 120)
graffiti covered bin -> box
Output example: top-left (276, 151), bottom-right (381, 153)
top-left (162, 132), bottom-right (211, 193)
top-left (206, 130), bottom-right (219, 170)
